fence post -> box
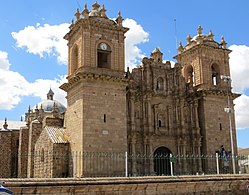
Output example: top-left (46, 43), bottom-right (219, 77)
top-left (216, 153), bottom-right (219, 174)
top-left (248, 155), bottom-right (249, 174)
top-left (170, 153), bottom-right (174, 176)
top-left (125, 152), bottom-right (128, 177)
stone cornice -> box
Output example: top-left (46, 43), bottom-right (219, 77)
top-left (60, 69), bottom-right (128, 92)
top-left (196, 89), bottom-right (241, 100)
top-left (174, 44), bottom-right (231, 60)
top-left (64, 18), bottom-right (129, 41)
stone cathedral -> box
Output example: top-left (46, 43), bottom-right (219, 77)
top-left (0, 2), bottom-right (240, 178)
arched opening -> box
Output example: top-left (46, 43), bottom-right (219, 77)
top-left (154, 147), bottom-right (172, 175)
top-left (211, 64), bottom-right (220, 86)
top-left (41, 148), bottom-right (45, 162)
top-left (156, 77), bottom-right (164, 90)
top-left (185, 65), bottom-right (194, 86)
top-left (157, 113), bottom-right (165, 128)
top-left (71, 45), bottom-right (78, 75)
top-left (97, 42), bottom-right (111, 69)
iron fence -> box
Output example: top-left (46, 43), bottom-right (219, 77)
top-left (0, 151), bottom-right (248, 178)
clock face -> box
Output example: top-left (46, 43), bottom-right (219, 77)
top-left (100, 43), bottom-right (107, 50)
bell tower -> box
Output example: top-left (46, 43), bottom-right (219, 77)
top-left (60, 3), bottom-right (129, 177)
top-left (174, 26), bottom-right (240, 172)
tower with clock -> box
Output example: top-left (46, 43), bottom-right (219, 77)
top-left (60, 3), bottom-right (129, 177)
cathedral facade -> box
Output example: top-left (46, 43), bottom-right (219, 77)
top-left (0, 3), bottom-right (239, 178)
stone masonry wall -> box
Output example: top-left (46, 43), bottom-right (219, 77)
top-left (0, 131), bottom-right (12, 177)
top-left (18, 127), bottom-right (29, 178)
top-left (4, 175), bottom-right (249, 195)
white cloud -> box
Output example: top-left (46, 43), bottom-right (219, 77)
top-left (229, 45), bottom-right (249, 129)
top-left (0, 51), bottom-right (11, 70)
top-left (3, 20), bottom-right (249, 132)
top-left (12, 23), bottom-right (69, 65)
top-left (123, 18), bottom-right (149, 69)
top-left (229, 45), bottom-right (249, 94)
top-left (1, 19), bottom-right (149, 111)
top-left (0, 50), bottom-right (66, 110)
top-left (234, 95), bottom-right (249, 129)
top-left (11, 19), bottom-right (149, 69)
top-left (0, 51), bottom-right (29, 110)
top-left (28, 76), bottom-right (67, 106)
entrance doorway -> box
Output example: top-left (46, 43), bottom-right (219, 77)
top-left (154, 147), bottom-right (172, 176)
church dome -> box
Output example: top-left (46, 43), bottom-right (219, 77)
top-left (32, 99), bottom-right (66, 113)
top-left (32, 89), bottom-right (66, 113)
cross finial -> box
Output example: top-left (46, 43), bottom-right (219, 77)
top-left (198, 25), bottom-right (203, 35)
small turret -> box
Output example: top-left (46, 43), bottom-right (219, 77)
top-left (75, 8), bottom-right (81, 21)
top-left (221, 36), bottom-right (227, 49)
top-left (151, 48), bottom-right (163, 63)
top-left (178, 41), bottom-right (184, 53)
top-left (197, 25), bottom-right (203, 35)
top-left (208, 31), bottom-right (214, 40)
top-left (89, 1), bottom-right (101, 17)
top-left (116, 11), bottom-right (123, 26)
top-left (82, 4), bottom-right (89, 19)
top-left (3, 118), bottom-right (8, 129)
top-left (100, 4), bottom-right (107, 18)
top-left (186, 34), bottom-right (191, 44)
top-left (47, 88), bottom-right (54, 100)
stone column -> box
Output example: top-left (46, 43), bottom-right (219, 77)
top-left (192, 142), bottom-right (197, 173)
top-left (131, 135), bottom-right (137, 176)
top-left (183, 140), bottom-right (187, 174)
top-left (194, 100), bottom-right (200, 132)
top-left (153, 105), bottom-right (158, 134)
top-left (143, 137), bottom-right (149, 175)
top-left (197, 140), bottom-right (202, 173)
top-left (180, 101), bottom-right (186, 135)
top-left (168, 106), bottom-right (172, 133)
top-left (149, 139), bottom-right (154, 175)
top-left (130, 97), bottom-right (135, 132)
top-left (190, 102), bottom-right (194, 128)
top-left (147, 98), bottom-right (152, 133)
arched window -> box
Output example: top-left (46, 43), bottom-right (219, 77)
top-left (97, 42), bottom-right (111, 69)
top-left (154, 147), bottom-right (172, 176)
top-left (156, 77), bottom-right (164, 90)
top-left (158, 114), bottom-right (165, 127)
top-left (41, 148), bottom-right (45, 162)
top-left (71, 45), bottom-right (78, 75)
top-left (211, 64), bottom-right (220, 86)
top-left (185, 65), bottom-right (194, 86)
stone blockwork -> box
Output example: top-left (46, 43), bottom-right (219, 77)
top-left (0, 129), bottom-right (19, 178)
top-left (4, 175), bottom-right (249, 195)
top-left (0, 2), bottom-right (241, 179)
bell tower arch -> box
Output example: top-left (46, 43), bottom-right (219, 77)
top-left (60, 3), bottom-right (129, 177)
top-left (175, 26), bottom-right (231, 91)
top-left (174, 26), bottom-right (240, 172)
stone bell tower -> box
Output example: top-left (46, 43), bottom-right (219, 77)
top-left (60, 3), bottom-right (129, 177)
top-left (174, 26), bottom-right (240, 171)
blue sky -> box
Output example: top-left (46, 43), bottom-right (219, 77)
top-left (0, 0), bottom-right (249, 148)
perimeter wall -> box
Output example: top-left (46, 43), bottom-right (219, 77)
top-left (3, 175), bottom-right (249, 194)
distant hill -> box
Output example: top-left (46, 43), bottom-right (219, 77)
top-left (238, 148), bottom-right (249, 156)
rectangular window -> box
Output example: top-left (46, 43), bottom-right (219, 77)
top-left (104, 114), bottom-right (106, 123)
top-left (219, 123), bottom-right (222, 130)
